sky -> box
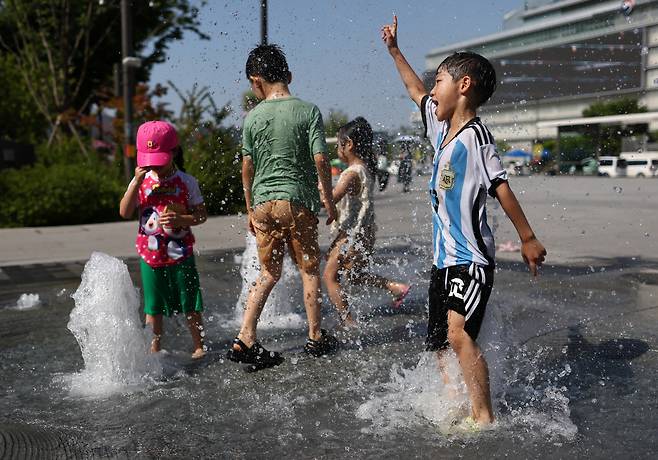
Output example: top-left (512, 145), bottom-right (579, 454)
top-left (150, 0), bottom-right (523, 131)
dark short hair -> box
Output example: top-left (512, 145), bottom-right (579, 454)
top-left (437, 51), bottom-right (497, 107)
top-left (245, 44), bottom-right (289, 83)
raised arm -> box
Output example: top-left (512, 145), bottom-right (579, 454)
top-left (495, 182), bottom-right (547, 276)
top-left (119, 166), bottom-right (148, 219)
top-left (381, 15), bottom-right (427, 107)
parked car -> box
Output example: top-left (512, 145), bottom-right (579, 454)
top-left (566, 157), bottom-right (598, 176)
top-left (598, 156), bottom-right (627, 177)
top-left (619, 152), bottom-right (658, 178)
top-left (581, 157), bottom-right (599, 176)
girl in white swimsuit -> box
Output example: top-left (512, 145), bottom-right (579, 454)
top-left (323, 117), bottom-right (410, 327)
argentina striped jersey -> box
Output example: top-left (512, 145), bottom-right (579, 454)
top-left (421, 95), bottom-right (508, 269)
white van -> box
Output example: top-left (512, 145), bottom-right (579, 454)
top-left (597, 156), bottom-right (627, 177)
top-left (619, 152), bottom-right (658, 178)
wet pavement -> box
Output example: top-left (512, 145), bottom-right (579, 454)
top-left (1, 176), bottom-right (658, 458)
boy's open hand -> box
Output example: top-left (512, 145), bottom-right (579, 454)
top-left (521, 237), bottom-right (547, 277)
top-left (381, 15), bottom-right (398, 50)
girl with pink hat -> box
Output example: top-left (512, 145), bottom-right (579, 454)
top-left (119, 120), bottom-right (208, 359)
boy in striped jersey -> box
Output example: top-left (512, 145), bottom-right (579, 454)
top-left (382, 16), bottom-right (546, 426)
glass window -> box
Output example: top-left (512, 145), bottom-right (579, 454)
top-left (487, 29), bottom-right (643, 106)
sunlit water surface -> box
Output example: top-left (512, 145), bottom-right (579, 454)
top-left (1, 228), bottom-right (657, 458)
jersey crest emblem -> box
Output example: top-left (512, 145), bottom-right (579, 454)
top-left (439, 162), bottom-right (455, 190)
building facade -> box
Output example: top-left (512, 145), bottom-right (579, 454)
top-left (422, 0), bottom-right (658, 153)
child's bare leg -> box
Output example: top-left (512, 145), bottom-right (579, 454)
top-left (435, 350), bottom-right (460, 400)
top-left (300, 269), bottom-right (323, 340)
top-left (323, 244), bottom-right (356, 326)
top-left (447, 311), bottom-right (494, 424)
top-left (186, 312), bottom-right (205, 358)
top-left (238, 266), bottom-right (281, 347)
top-left (353, 271), bottom-right (408, 295)
top-left (145, 314), bottom-right (163, 353)
top-left (386, 280), bottom-right (410, 297)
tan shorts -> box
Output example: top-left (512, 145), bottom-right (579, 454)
top-left (251, 200), bottom-right (320, 275)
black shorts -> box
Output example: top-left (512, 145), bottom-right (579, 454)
top-left (426, 263), bottom-right (494, 352)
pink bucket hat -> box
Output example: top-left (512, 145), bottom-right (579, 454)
top-left (136, 121), bottom-right (179, 167)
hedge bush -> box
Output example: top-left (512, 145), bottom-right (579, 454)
top-left (184, 128), bottom-right (244, 216)
top-left (0, 163), bottom-right (124, 227)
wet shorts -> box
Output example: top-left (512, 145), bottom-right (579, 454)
top-left (426, 263), bottom-right (494, 351)
top-left (251, 200), bottom-right (320, 275)
top-left (140, 256), bottom-right (203, 317)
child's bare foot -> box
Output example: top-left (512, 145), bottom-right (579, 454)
top-left (338, 309), bottom-right (357, 328)
top-left (150, 336), bottom-right (161, 353)
top-left (191, 348), bottom-right (206, 359)
top-left (391, 284), bottom-right (411, 308)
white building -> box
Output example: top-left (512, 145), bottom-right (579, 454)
top-left (422, 0), bottom-right (658, 153)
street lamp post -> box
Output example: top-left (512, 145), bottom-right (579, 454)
top-left (121, 0), bottom-right (136, 183)
top-left (260, 0), bottom-right (267, 45)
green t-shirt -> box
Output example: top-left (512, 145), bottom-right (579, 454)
top-left (242, 96), bottom-right (327, 213)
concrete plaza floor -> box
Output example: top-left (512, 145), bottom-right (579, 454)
top-left (2, 175), bottom-right (657, 268)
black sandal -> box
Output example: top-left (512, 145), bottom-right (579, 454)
top-left (304, 329), bottom-right (339, 357)
top-left (226, 338), bottom-right (284, 368)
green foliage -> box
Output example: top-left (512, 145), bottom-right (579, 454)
top-left (582, 98), bottom-right (647, 117)
top-left (0, 163), bottom-right (123, 227)
top-left (34, 136), bottom-right (88, 167)
top-left (170, 83), bottom-right (244, 215)
top-left (0, 0), bottom-right (208, 144)
top-left (184, 129), bottom-right (244, 215)
top-left (565, 98), bottom-right (650, 157)
top-left (495, 139), bottom-right (511, 154)
top-left (324, 109), bottom-right (349, 137)
top-left (558, 133), bottom-right (595, 162)
top-left (0, 55), bottom-right (46, 143)
top-left (241, 90), bottom-right (259, 113)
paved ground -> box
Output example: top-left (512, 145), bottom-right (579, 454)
top-left (2, 177), bottom-right (658, 458)
top-left (1, 176), bottom-right (657, 288)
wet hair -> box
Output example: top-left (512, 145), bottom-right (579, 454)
top-left (337, 117), bottom-right (377, 178)
top-left (437, 51), bottom-right (497, 107)
top-left (172, 145), bottom-right (185, 173)
top-left (245, 44), bottom-right (290, 83)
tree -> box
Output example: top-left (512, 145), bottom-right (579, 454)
top-left (169, 82), bottom-right (244, 215)
top-left (582, 98), bottom-right (648, 156)
top-left (100, 83), bottom-right (173, 147)
top-left (0, 0), bottom-right (208, 146)
top-left (241, 89), bottom-right (259, 113)
top-left (582, 98), bottom-right (647, 117)
top-left (324, 109), bottom-right (349, 138)
top-left (0, 54), bottom-right (46, 143)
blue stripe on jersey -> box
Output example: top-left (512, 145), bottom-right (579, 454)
top-left (429, 134), bottom-right (446, 266)
top-left (435, 129), bottom-right (444, 153)
top-left (445, 140), bottom-right (473, 265)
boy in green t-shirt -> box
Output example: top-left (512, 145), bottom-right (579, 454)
top-left (227, 44), bottom-right (339, 369)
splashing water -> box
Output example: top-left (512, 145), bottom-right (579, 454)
top-left (356, 351), bottom-right (469, 433)
top-left (357, 300), bottom-right (578, 441)
top-left (65, 252), bottom-right (161, 396)
top-left (231, 233), bottom-right (305, 329)
top-left (13, 293), bottom-right (41, 310)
